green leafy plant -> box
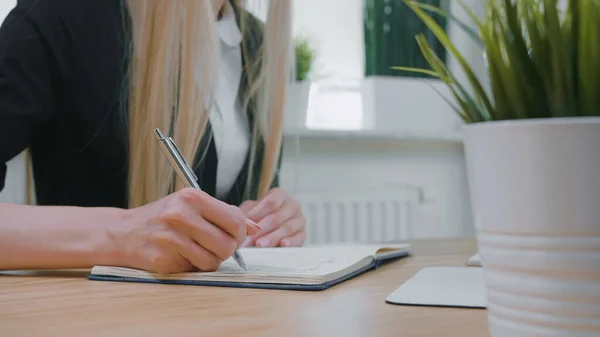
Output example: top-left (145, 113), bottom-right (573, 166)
top-left (295, 36), bottom-right (316, 82)
top-left (393, 0), bottom-right (600, 123)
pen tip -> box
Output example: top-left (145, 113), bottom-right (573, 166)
top-left (234, 250), bottom-right (247, 270)
top-left (238, 259), bottom-right (247, 271)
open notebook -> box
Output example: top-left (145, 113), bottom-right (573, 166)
top-left (88, 244), bottom-right (411, 291)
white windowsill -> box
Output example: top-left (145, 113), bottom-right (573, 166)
top-left (283, 127), bottom-right (464, 143)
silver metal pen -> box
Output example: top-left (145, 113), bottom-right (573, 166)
top-left (154, 128), bottom-right (247, 271)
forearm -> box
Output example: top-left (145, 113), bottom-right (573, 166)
top-left (0, 203), bottom-right (130, 270)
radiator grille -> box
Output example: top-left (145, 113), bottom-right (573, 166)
top-left (291, 184), bottom-right (421, 244)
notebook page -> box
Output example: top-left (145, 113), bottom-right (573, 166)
top-left (212, 246), bottom-right (380, 277)
top-left (90, 244), bottom-right (409, 283)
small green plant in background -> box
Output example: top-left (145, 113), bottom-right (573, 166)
top-left (295, 36), bottom-right (316, 82)
top-left (393, 0), bottom-right (600, 123)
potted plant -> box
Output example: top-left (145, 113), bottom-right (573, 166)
top-left (396, 1), bottom-right (600, 336)
top-left (284, 36), bottom-right (316, 131)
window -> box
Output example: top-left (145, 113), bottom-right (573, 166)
top-left (293, 0), bottom-right (365, 130)
top-left (305, 80), bottom-right (363, 130)
top-left (246, 0), bottom-right (366, 131)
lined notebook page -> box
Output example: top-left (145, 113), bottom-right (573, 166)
top-left (90, 244), bottom-right (410, 284)
top-left (213, 246), bottom-right (381, 276)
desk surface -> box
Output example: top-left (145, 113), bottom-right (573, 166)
top-left (0, 237), bottom-right (487, 337)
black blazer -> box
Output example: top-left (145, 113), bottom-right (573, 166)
top-left (0, 0), bottom-right (279, 208)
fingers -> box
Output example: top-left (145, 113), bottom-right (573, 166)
top-left (148, 230), bottom-right (222, 273)
top-left (245, 188), bottom-right (287, 222)
top-left (239, 200), bottom-right (258, 213)
top-left (137, 189), bottom-right (268, 275)
top-left (256, 214), bottom-right (305, 248)
top-left (159, 189), bottom-right (261, 262)
top-left (241, 235), bottom-right (255, 248)
top-left (281, 231), bottom-right (306, 247)
top-left (158, 206), bottom-right (237, 261)
top-left (175, 188), bottom-right (245, 239)
top-left (239, 200), bottom-right (261, 236)
top-left (239, 190), bottom-right (304, 248)
top-left (254, 198), bottom-right (299, 236)
top-left (172, 188), bottom-right (259, 244)
top-left (176, 238), bottom-right (223, 272)
top-left (245, 218), bottom-right (261, 236)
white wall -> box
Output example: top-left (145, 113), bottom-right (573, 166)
top-left (0, 0), bottom-right (14, 22)
top-left (280, 136), bottom-right (474, 239)
top-left (0, 0), bottom-right (24, 204)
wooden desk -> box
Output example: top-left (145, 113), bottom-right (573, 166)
top-left (0, 237), bottom-right (488, 337)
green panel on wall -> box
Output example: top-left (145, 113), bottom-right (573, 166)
top-left (364, 0), bottom-right (448, 78)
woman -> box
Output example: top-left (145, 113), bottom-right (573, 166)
top-left (0, 0), bottom-right (306, 274)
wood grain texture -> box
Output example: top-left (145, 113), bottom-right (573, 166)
top-left (0, 237), bottom-right (488, 337)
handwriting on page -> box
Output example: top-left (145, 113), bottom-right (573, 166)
top-left (214, 247), bottom-right (374, 276)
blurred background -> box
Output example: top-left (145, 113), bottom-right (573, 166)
top-left (0, 0), bottom-right (487, 246)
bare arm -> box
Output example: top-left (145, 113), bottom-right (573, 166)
top-left (0, 189), bottom-right (260, 273)
top-left (0, 203), bottom-right (129, 270)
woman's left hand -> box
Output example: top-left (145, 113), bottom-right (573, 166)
top-left (239, 188), bottom-right (306, 248)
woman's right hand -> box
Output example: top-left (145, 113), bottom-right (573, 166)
top-left (111, 187), bottom-right (261, 274)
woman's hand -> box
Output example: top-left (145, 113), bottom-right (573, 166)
top-left (113, 188), bottom-right (261, 274)
top-left (239, 188), bottom-right (306, 248)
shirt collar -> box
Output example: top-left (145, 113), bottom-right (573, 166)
top-left (216, 1), bottom-right (243, 47)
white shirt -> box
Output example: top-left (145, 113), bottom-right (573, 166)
top-left (208, 3), bottom-right (250, 200)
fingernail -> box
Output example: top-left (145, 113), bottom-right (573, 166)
top-left (245, 218), bottom-right (261, 231)
top-left (281, 239), bottom-right (291, 247)
top-left (242, 237), bottom-right (252, 247)
top-left (257, 238), bottom-right (269, 247)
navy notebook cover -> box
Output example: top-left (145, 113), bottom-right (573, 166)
top-left (88, 249), bottom-right (410, 291)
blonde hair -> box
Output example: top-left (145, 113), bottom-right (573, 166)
top-left (27, 0), bottom-right (292, 207)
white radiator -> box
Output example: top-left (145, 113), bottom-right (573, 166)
top-left (291, 184), bottom-right (422, 244)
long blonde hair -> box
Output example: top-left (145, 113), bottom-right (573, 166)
top-left (126, 0), bottom-right (291, 209)
top-left (25, 0), bottom-right (291, 207)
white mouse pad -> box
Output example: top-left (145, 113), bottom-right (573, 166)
top-left (466, 253), bottom-right (482, 266)
top-left (385, 266), bottom-right (486, 309)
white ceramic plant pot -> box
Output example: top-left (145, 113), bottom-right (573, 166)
top-left (284, 81), bottom-right (311, 131)
top-left (463, 117), bottom-right (600, 337)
